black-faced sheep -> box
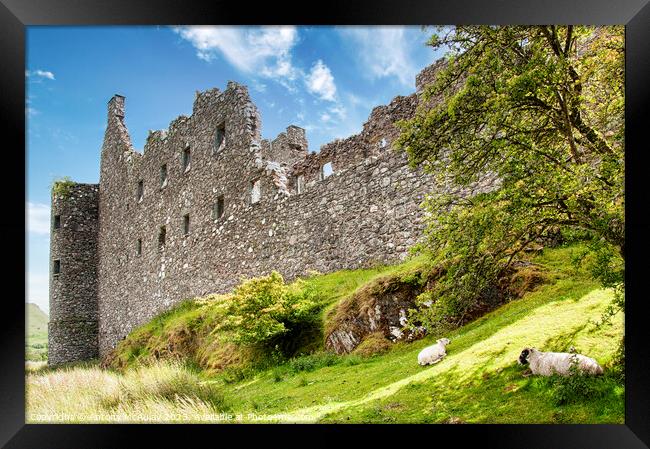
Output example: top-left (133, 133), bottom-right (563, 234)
top-left (518, 347), bottom-right (603, 376)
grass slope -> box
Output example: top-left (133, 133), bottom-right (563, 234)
top-left (26, 303), bottom-right (48, 361)
top-left (106, 255), bottom-right (431, 371)
top-left (26, 245), bottom-right (624, 423)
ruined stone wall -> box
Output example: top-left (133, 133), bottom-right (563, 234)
top-left (50, 60), bottom-right (495, 361)
top-left (48, 184), bottom-right (99, 365)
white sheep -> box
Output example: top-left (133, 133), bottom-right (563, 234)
top-left (518, 347), bottom-right (604, 376)
top-left (418, 338), bottom-right (451, 366)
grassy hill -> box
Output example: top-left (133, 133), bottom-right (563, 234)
top-left (26, 245), bottom-right (624, 423)
top-left (26, 303), bottom-right (48, 361)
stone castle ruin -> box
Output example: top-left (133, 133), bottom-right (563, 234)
top-left (48, 60), bottom-right (492, 365)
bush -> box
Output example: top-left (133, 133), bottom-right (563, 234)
top-left (52, 176), bottom-right (76, 198)
top-left (288, 352), bottom-right (339, 373)
top-left (213, 272), bottom-right (323, 356)
top-left (221, 365), bottom-right (256, 384)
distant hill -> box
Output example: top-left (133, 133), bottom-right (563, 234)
top-left (27, 303), bottom-right (48, 334)
top-left (26, 303), bottom-right (48, 361)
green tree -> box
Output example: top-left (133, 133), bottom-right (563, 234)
top-left (395, 26), bottom-right (624, 329)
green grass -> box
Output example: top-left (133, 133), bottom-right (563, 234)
top-left (106, 254), bottom-right (432, 371)
top-left (26, 303), bottom-right (48, 361)
top-left (26, 245), bottom-right (624, 423)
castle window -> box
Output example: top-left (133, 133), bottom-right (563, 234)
top-left (158, 226), bottom-right (166, 251)
top-left (136, 238), bottom-right (142, 256)
top-left (53, 215), bottom-right (61, 230)
top-left (137, 180), bottom-right (144, 202)
top-left (321, 162), bottom-right (333, 180)
top-left (183, 214), bottom-right (190, 236)
top-left (214, 123), bottom-right (226, 154)
top-left (52, 259), bottom-right (61, 275)
top-left (213, 195), bottom-right (225, 219)
top-left (182, 147), bottom-right (191, 172)
top-left (251, 179), bottom-right (261, 204)
top-left (296, 175), bottom-right (304, 194)
top-left (160, 164), bottom-right (168, 188)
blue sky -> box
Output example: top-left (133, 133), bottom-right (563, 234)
top-left (26, 25), bottom-right (445, 314)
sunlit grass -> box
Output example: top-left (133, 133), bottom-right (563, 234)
top-left (27, 361), bottom-right (229, 423)
top-left (26, 245), bottom-right (623, 424)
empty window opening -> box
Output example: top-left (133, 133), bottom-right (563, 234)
top-left (251, 179), bottom-right (261, 204)
top-left (53, 215), bottom-right (61, 230)
top-left (215, 123), bottom-right (226, 154)
top-left (158, 226), bottom-right (166, 251)
top-left (136, 238), bottom-right (142, 256)
top-left (296, 175), bottom-right (304, 194)
top-left (380, 138), bottom-right (388, 148)
top-left (137, 180), bottom-right (144, 202)
top-left (182, 147), bottom-right (191, 172)
top-left (183, 214), bottom-right (190, 236)
top-left (321, 162), bottom-right (333, 180)
top-left (160, 164), bottom-right (168, 187)
top-left (214, 195), bottom-right (225, 219)
top-left (52, 259), bottom-right (61, 275)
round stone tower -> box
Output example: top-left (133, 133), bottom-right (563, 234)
top-left (48, 182), bottom-right (100, 366)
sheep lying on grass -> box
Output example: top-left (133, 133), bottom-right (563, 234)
top-left (518, 348), bottom-right (604, 376)
top-left (418, 338), bottom-right (451, 366)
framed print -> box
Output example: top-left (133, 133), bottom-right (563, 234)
top-left (3, 0), bottom-right (649, 447)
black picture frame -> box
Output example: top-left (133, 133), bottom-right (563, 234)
top-left (3, 0), bottom-right (649, 447)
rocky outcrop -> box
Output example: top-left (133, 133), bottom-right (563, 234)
top-left (324, 261), bottom-right (548, 355)
top-left (325, 268), bottom-right (437, 354)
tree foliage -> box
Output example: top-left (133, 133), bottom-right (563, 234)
top-left (395, 26), bottom-right (624, 329)
top-left (212, 272), bottom-right (322, 351)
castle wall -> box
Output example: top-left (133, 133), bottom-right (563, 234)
top-left (48, 184), bottom-right (99, 365)
top-left (48, 60), bottom-right (493, 360)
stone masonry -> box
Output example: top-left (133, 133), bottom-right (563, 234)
top-left (48, 184), bottom-right (99, 365)
top-left (48, 60), bottom-right (495, 364)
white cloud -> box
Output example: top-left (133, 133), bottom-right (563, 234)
top-left (173, 26), bottom-right (299, 82)
top-left (28, 202), bottom-right (50, 235)
top-left (305, 60), bottom-right (337, 102)
top-left (339, 27), bottom-right (419, 87)
top-left (328, 104), bottom-right (347, 120)
top-left (251, 79), bottom-right (267, 92)
top-left (26, 69), bottom-right (55, 80)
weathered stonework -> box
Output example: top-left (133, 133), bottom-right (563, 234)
top-left (49, 60), bottom-right (495, 364)
top-left (48, 184), bottom-right (99, 365)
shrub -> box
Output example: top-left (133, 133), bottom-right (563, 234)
top-left (272, 367), bottom-right (284, 383)
top-left (288, 352), bottom-right (339, 373)
top-left (221, 365), bottom-right (255, 384)
top-left (52, 176), bottom-right (76, 198)
top-left (213, 272), bottom-right (322, 356)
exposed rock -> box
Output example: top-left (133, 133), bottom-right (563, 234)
top-left (325, 269), bottom-right (437, 354)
